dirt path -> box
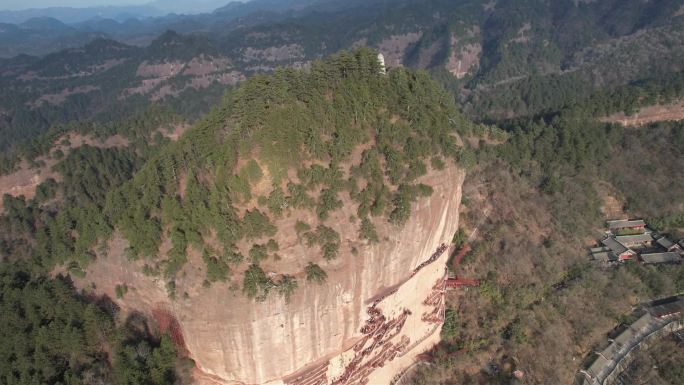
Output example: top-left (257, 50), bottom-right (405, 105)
top-left (600, 101), bottom-right (684, 126)
top-left (468, 207), bottom-right (491, 242)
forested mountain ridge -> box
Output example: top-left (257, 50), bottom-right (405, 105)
top-left (0, 0), bottom-right (384, 58)
top-left (2, 0), bottom-right (681, 287)
top-left (0, 32), bottom-right (236, 156)
top-left (1, 48), bottom-right (478, 298)
top-left (2, 0), bottom-right (683, 170)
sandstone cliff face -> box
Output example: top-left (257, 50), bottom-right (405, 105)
top-left (75, 165), bottom-right (464, 385)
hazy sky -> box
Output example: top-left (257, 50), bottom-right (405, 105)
top-left (0, 1), bottom-right (149, 11)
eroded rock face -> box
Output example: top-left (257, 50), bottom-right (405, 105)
top-left (76, 165), bottom-right (464, 384)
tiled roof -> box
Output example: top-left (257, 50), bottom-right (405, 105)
top-left (640, 252), bottom-right (681, 265)
top-left (614, 233), bottom-right (653, 245)
top-left (655, 237), bottom-right (676, 250)
top-left (601, 237), bottom-right (629, 254)
top-left (607, 219), bottom-right (646, 230)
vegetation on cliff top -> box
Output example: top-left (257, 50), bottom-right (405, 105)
top-left (1, 48), bottom-right (477, 301)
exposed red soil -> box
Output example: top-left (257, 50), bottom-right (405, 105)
top-left (152, 307), bottom-right (189, 354)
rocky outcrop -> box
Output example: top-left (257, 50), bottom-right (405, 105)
top-left (75, 164), bottom-right (464, 384)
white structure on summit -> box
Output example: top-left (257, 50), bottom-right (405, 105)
top-left (377, 53), bottom-right (387, 75)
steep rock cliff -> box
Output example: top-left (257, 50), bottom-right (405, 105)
top-left (74, 164), bottom-right (464, 384)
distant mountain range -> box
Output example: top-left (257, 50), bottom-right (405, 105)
top-left (0, 5), bottom-right (162, 24)
top-left (1, 0), bottom-right (683, 150)
top-left (0, 1), bottom-right (235, 24)
top-left (0, 0), bottom-right (367, 57)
